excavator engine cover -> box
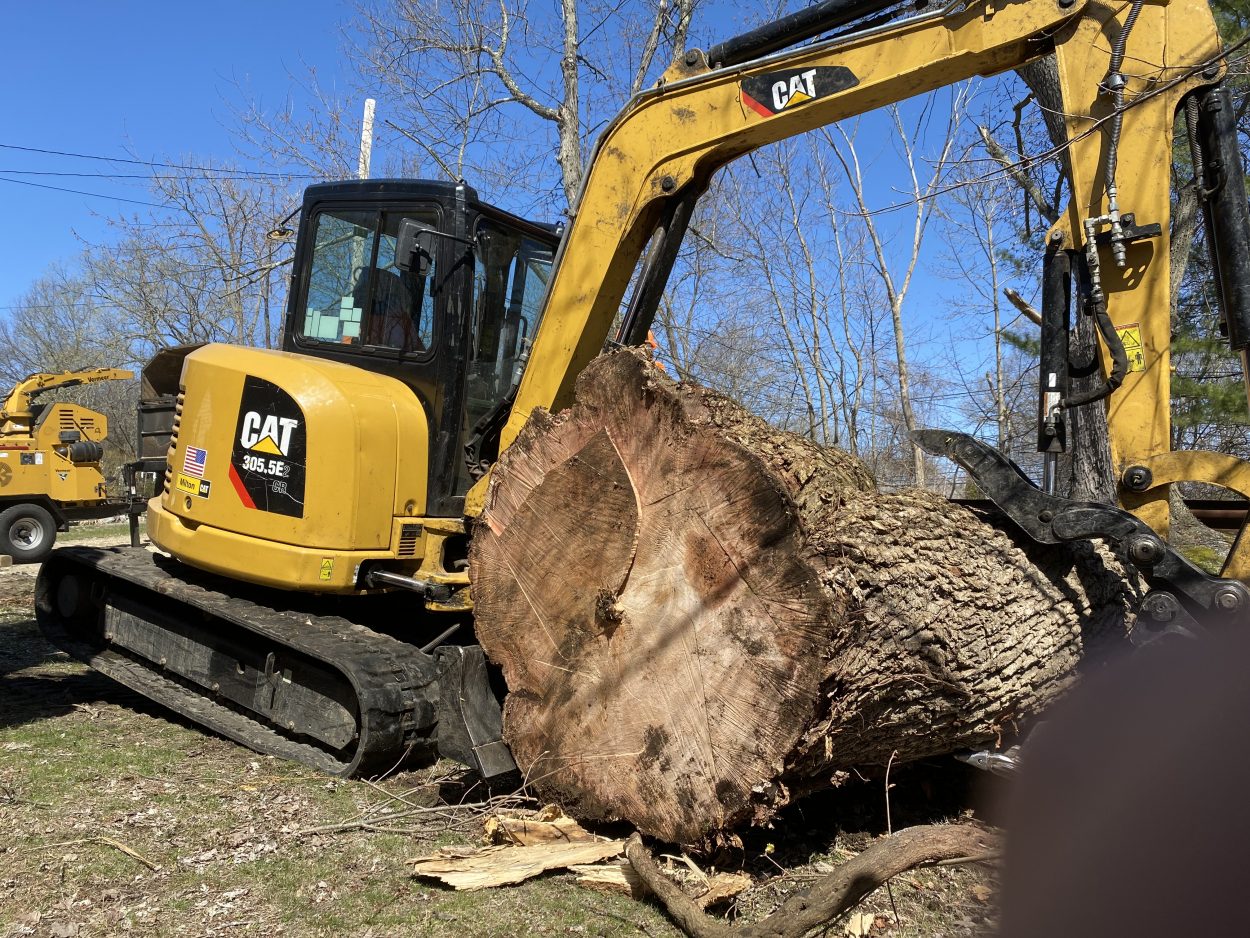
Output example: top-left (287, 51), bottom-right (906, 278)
top-left (146, 344), bottom-right (430, 592)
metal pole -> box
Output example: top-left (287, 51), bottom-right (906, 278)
top-left (357, 98), bottom-right (376, 180)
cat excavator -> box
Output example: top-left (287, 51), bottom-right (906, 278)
top-left (35, 0), bottom-right (1250, 777)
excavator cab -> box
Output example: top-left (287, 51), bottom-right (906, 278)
top-left (281, 180), bottom-right (560, 517)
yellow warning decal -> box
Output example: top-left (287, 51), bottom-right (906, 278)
top-left (176, 473), bottom-right (212, 498)
top-left (1116, 323), bottom-right (1145, 373)
top-left (319, 558), bottom-right (334, 581)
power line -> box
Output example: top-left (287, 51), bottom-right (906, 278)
top-left (0, 142), bottom-right (315, 179)
top-left (0, 176), bottom-right (168, 207)
top-left (0, 169), bottom-right (156, 178)
top-left (0, 169), bottom-right (313, 182)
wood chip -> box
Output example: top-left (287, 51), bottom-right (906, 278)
top-left (483, 805), bottom-right (596, 846)
top-left (571, 860), bottom-right (647, 897)
top-left (660, 852), bottom-right (708, 883)
top-left (696, 871), bottom-right (753, 909)
top-left (410, 840), bottom-right (625, 890)
top-left (844, 911), bottom-right (876, 937)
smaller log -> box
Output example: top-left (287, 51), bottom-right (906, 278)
top-left (571, 860), bottom-right (647, 897)
top-left (410, 840), bottom-right (625, 890)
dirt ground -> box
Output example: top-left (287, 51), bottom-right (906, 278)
top-left (1, 546), bottom-right (1000, 938)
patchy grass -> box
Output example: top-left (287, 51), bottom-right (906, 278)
top-left (0, 576), bottom-right (997, 937)
top-left (59, 521), bottom-right (137, 544)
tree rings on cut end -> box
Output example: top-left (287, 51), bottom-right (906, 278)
top-left (471, 351), bottom-right (834, 843)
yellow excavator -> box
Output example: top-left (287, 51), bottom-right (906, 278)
top-left (35, 0), bottom-right (1250, 776)
top-left (0, 368), bottom-right (134, 562)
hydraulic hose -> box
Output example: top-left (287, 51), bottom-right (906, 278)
top-left (1062, 0), bottom-right (1144, 411)
top-left (1061, 303), bottom-right (1129, 409)
top-left (1103, 0), bottom-right (1144, 196)
top-left (1185, 95), bottom-right (1207, 190)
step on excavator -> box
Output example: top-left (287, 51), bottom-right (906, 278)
top-left (0, 368), bottom-right (134, 562)
top-left (35, 0), bottom-right (1250, 777)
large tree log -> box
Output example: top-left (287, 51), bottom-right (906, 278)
top-left (469, 350), bottom-right (1134, 845)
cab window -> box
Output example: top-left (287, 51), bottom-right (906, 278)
top-left (300, 208), bottom-right (436, 353)
top-left (465, 223), bottom-right (554, 432)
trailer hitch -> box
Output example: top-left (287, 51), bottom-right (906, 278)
top-left (914, 430), bottom-right (1250, 642)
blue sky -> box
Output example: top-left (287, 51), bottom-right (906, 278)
top-left (1, 2), bottom-right (989, 301)
top-left (1, 2), bottom-right (347, 310)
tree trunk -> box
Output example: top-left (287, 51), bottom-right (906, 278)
top-left (470, 350), bottom-right (1135, 845)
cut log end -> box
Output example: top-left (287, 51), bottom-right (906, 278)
top-left (471, 349), bottom-right (1134, 844)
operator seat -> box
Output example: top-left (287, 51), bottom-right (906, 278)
top-left (364, 268), bottom-right (425, 352)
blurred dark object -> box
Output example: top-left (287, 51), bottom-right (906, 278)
top-left (998, 629), bottom-right (1250, 937)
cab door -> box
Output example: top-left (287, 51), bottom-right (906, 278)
top-left (285, 199), bottom-right (467, 516)
top-left (455, 218), bottom-right (556, 495)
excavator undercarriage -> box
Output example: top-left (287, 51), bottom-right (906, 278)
top-left (38, 547), bottom-right (515, 778)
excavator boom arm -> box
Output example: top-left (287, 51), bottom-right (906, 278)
top-left (479, 0), bottom-right (1250, 584)
top-left (481, 0), bottom-right (1239, 561)
top-left (503, 0), bottom-right (1094, 450)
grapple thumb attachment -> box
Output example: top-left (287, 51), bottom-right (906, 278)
top-left (914, 428), bottom-right (1250, 638)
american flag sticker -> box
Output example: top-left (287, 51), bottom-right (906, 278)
top-left (182, 445), bottom-right (208, 478)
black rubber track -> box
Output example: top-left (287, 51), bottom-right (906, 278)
top-left (35, 547), bottom-right (444, 777)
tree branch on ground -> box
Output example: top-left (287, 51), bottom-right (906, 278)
top-left (625, 825), bottom-right (999, 938)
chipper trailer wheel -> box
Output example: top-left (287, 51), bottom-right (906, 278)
top-left (0, 503), bottom-right (56, 564)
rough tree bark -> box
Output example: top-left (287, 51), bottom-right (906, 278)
top-left (470, 350), bottom-right (1135, 845)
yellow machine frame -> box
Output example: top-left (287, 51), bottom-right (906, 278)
top-left (0, 368), bottom-right (133, 509)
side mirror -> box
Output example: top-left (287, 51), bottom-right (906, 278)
top-left (396, 218), bottom-right (438, 277)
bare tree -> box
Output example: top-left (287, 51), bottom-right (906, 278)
top-left (347, 0), bottom-right (700, 209)
top-left (650, 188), bottom-right (777, 412)
top-left (0, 265), bottom-right (125, 381)
top-left (711, 143), bottom-right (879, 450)
top-left (939, 138), bottom-right (1035, 452)
top-left (233, 76), bottom-right (364, 180)
top-left (826, 91), bottom-right (968, 485)
top-left (0, 265), bottom-right (137, 467)
top-left (83, 163), bottom-right (295, 360)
